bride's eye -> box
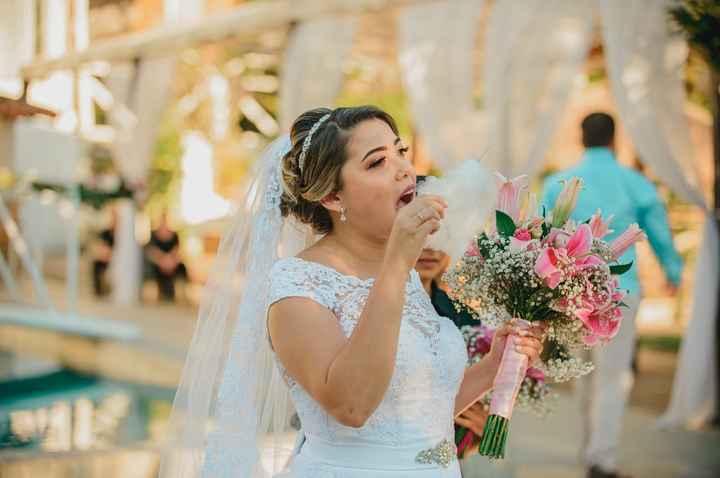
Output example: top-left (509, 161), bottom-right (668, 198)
top-left (399, 146), bottom-right (409, 155)
top-left (369, 158), bottom-right (385, 169)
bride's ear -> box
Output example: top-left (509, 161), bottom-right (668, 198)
top-left (320, 191), bottom-right (343, 214)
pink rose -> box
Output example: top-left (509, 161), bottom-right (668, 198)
top-left (525, 367), bottom-right (545, 382)
top-left (465, 242), bottom-right (480, 257)
top-left (514, 228), bottom-right (532, 241)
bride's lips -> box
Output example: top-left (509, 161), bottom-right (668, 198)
top-left (396, 185), bottom-right (416, 209)
top-left (417, 258), bottom-right (440, 266)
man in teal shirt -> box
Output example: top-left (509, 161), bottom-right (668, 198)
top-left (541, 113), bottom-right (683, 478)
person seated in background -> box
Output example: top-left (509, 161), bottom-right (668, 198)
top-left (90, 208), bottom-right (117, 297)
top-left (415, 247), bottom-right (488, 462)
top-left (145, 211), bottom-right (188, 302)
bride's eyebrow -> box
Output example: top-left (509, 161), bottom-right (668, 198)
top-left (361, 137), bottom-right (401, 162)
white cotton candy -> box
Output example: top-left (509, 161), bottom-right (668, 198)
top-left (417, 160), bottom-right (497, 262)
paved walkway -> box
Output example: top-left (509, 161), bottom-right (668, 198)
top-left (461, 389), bottom-right (720, 478)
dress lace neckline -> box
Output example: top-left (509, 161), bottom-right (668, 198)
top-left (286, 256), bottom-right (411, 286)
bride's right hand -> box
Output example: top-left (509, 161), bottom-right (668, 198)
top-left (384, 195), bottom-right (447, 272)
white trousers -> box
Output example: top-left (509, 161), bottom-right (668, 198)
top-left (577, 294), bottom-right (642, 472)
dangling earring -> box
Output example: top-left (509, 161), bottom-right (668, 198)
top-left (340, 206), bottom-right (347, 222)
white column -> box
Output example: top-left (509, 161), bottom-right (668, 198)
top-left (164, 0), bottom-right (205, 23)
top-left (43, 0), bottom-right (69, 58)
top-left (0, 0), bottom-right (36, 86)
top-left (30, 0), bottom-right (76, 132)
top-left (111, 200), bottom-right (142, 305)
top-left (74, 0), bottom-right (94, 133)
top-left (66, 0), bottom-right (89, 314)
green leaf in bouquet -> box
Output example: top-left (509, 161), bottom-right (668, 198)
top-left (541, 221), bottom-right (550, 239)
top-left (609, 261), bottom-right (633, 276)
top-left (496, 210), bottom-right (517, 236)
top-left (618, 301), bottom-right (629, 308)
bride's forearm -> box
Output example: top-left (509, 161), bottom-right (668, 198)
top-left (323, 260), bottom-right (409, 426)
top-left (454, 355), bottom-right (499, 417)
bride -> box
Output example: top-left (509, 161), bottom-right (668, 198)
top-left (160, 106), bottom-right (544, 478)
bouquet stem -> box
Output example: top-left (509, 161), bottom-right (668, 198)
top-left (478, 319), bottom-right (530, 459)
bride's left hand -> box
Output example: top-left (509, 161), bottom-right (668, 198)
top-left (486, 319), bottom-right (547, 369)
top-left (454, 402), bottom-right (489, 436)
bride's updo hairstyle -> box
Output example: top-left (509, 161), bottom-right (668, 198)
top-left (279, 105), bottom-right (399, 234)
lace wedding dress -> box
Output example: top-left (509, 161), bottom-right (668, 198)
top-left (268, 257), bottom-right (468, 477)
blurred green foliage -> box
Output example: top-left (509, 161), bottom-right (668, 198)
top-left (146, 122), bottom-right (183, 215)
top-left (335, 90), bottom-right (413, 140)
top-left (669, 0), bottom-right (720, 73)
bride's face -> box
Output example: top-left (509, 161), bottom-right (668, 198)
top-left (336, 119), bottom-right (416, 238)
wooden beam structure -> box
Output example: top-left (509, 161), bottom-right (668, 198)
top-left (22, 0), bottom-right (438, 78)
top-left (0, 97), bottom-right (56, 119)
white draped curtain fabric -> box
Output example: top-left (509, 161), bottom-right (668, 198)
top-left (482, 0), bottom-right (594, 177)
top-left (279, 17), bottom-right (357, 130)
top-left (397, 0), bottom-right (485, 172)
top-left (107, 58), bottom-right (177, 183)
top-left (105, 57), bottom-right (177, 304)
top-left (600, 0), bottom-right (718, 429)
top-left (0, 0), bottom-right (35, 79)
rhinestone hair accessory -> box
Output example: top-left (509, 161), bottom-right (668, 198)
top-left (297, 113), bottom-right (332, 174)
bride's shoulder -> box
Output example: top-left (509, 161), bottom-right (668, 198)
top-left (270, 251), bottom-right (327, 277)
top-left (269, 254), bottom-right (334, 287)
top-left (272, 242), bottom-right (338, 276)
top-left (268, 255), bottom-right (341, 311)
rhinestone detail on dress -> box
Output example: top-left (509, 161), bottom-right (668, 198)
top-left (414, 438), bottom-right (456, 468)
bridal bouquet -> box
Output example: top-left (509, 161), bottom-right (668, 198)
top-left (455, 324), bottom-right (553, 459)
top-left (445, 174), bottom-right (646, 459)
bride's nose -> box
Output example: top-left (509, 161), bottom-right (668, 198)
top-left (395, 167), bottom-right (411, 182)
top-left (395, 160), bottom-right (413, 182)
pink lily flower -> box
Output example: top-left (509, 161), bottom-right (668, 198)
top-left (609, 224), bottom-right (646, 260)
top-left (567, 224), bottom-right (606, 270)
top-left (495, 172), bottom-right (528, 223)
top-left (535, 247), bottom-right (563, 289)
top-left (589, 210), bottom-right (614, 239)
top-left (535, 224), bottom-right (599, 288)
top-left (551, 177), bottom-right (583, 227)
top-left (566, 223), bottom-right (592, 257)
top-left (580, 306), bottom-right (622, 346)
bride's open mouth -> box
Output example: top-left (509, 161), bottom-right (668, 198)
top-left (396, 186), bottom-right (416, 209)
